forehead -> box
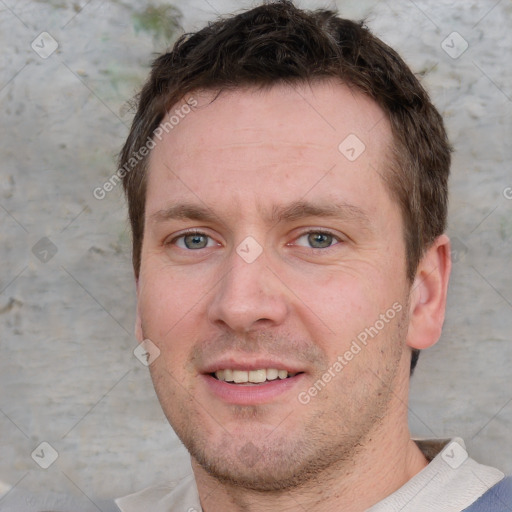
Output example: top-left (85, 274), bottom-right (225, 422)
top-left (165, 80), bottom-right (389, 155)
top-left (146, 80), bottom-right (395, 222)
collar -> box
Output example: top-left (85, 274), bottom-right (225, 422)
top-left (367, 437), bottom-right (504, 512)
top-left (115, 473), bottom-right (201, 512)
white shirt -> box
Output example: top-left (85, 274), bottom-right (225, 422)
top-left (115, 438), bottom-right (505, 512)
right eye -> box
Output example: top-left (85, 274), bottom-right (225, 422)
top-left (171, 231), bottom-right (217, 250)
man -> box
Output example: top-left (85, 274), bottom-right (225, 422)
top-left (115, 1), bottom-right (511, 510)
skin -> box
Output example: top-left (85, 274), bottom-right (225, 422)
top-left (135, 80), bottom-right (452, 511)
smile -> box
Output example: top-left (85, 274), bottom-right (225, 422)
top-left (213, 368), bottom-right (299, 384)
top-left (203, 370), bottom-right (306, 405)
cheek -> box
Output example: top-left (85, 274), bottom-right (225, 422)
top-left (290, 266), bottom-right (405, 356)
top-left (137, 264), bottom-right (206, 345)
top-left (293, 267), bottom-right (388, 320)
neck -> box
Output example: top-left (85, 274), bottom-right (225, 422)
top-left (193, 392), bottom-right (429, 511)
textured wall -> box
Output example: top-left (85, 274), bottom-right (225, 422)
top-left (1, 0), bottom-right (511, 507)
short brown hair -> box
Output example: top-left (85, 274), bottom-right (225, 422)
top-left (120, 0), bottom-right (451, 374)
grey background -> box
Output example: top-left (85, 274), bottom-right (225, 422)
top-left (1, 0), bottom-right (511, 507)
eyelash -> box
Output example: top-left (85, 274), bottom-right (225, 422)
top-left (167, 229), bottom-right (342, 250)
top-left (167, 229), bottom-right (215, 248)
top-left (292, 229), bottom-right (342, 250)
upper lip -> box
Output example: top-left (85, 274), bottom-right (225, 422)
top-left (200, 356), bottom-right (306, 374)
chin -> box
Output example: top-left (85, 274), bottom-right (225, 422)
top-left (196, 454), bottom-right (316, 492)
top-left (187, 429), bottom-right (360, 492)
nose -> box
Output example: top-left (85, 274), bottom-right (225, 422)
top-left (207, 247), bottom-right (289, 333)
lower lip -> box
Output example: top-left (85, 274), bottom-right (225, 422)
top-left (201, 374), bottom-right (306, 405)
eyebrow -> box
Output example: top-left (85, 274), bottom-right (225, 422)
top-left (269, 201), bottom-right (371, 227)
top-left (149, 200), bottom-right (372, 230)
top-left (150, 203), bottom-right (219, 224)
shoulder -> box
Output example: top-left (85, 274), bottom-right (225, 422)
top-left (463, 476), bottom-right (512, 512)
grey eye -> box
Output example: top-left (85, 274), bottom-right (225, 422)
top-left (172, 232), bottom-right (214, 250)
top-left (306, 232), bottom-right (335, 248)
top-left (183, 234), bottom-right (209, 249)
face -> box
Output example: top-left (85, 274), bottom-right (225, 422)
top-left (136, 81), bottom-right (413, 491)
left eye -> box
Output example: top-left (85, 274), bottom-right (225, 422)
top-left (174, 232), bottom-right (216, 250)
top-left (294, 232), bottom-right (340, 249)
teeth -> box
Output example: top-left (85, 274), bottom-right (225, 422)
top-left (266, 368), bottom-right (279, 381)
top-left (214, 368), bottom-right (297, 383)
top-left (233, 370), bottom-right (248, 383)
top-left (248, 369), bottom-right (266, 383)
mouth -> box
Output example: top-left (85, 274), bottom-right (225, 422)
top-left (211, 368), bottom-right (302, 385)
top-left (201, 361), bottom-right (307, 404)
top-left (200, 355), bottom-right (308, 404)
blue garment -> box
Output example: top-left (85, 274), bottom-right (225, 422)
top-left (463, 476), bottom-right (512, 511)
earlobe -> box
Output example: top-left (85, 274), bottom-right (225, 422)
top-left (406, 234), bottom-right (452, 350)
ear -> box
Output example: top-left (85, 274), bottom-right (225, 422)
top-left (406, 234), bottom-right (452, 350)
top-left (134, 277), bottom-right (144, 343)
